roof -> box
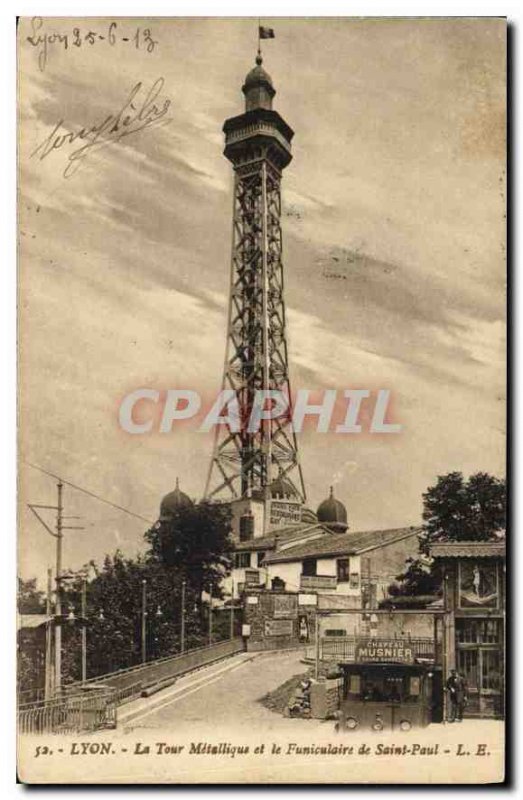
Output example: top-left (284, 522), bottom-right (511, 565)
top-left (317, 487), bottom-right (348, 531)
top-left (234, 534), bottom-right (277, 552)
top-left (264, 526), bottom-right (421, 564)
top-left (430, 541), bottom-right (506, 559)
top-left (234, 522), bottom-right (331, 552)
top-left (159, 478), bottom-right (192, 519)
top-left (17, 614), bottom-right (52, 630)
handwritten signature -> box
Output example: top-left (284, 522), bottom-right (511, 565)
top-left (30, 78), bottom-right (171, 179)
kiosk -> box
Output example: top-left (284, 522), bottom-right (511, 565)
top-left (336, 638), bottom-right (441, 731)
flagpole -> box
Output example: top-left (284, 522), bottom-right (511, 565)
top-left (257, 18), bottom-right (261, 58)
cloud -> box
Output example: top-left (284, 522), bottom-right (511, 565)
top-left (17, 17), bottom-right (506, 582)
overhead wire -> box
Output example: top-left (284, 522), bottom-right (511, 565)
top-left (23, 460), bottom-right (154, 525)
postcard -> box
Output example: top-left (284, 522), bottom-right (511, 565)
top-left (17, 16), bottom-right (506, 784)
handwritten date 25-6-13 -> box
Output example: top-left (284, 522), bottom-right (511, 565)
top-left (30, 78), bottom-right (171, 179)
top-left (26, 17), bottom-right (158, 72)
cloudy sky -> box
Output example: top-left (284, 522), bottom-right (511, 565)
top-left (18, 17), bottom-right (506, 582)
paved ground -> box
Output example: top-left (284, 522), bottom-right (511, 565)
top-left (119, 649), bottom-right (316, 732)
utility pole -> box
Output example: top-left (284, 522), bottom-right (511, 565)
top-left (55, 481), bottom-right (63, 694)
top-left (141, 579), bottom-right (147, 664)
top-left (230, 578), bottom-right (235, 640)
top-left (81, 577), bottom-right (87, 683)
top-left (208, 583), bottom-right (213, 646)
top-left (314, 613), bottom-right (320, 680)
top-left (44, 568), bottom-right (53, 700)
top-left (28, 482), bottom-right (84, 696)
top-left (180, 580), bottom-right (186, 654)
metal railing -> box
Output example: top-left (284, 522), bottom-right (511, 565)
top-left (19, 638), bottom-right (245, 734)
top-left (320, 636), bottom-right (436, 662)
top-left (66, 637), bottom-right (244, 705)
top-left (18, 692), bottom-right (117, 735)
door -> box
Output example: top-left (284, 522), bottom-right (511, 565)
top-left (457, 648), bottom-right (480, 715)
top-left (456, 618), bottom-right (503, 718)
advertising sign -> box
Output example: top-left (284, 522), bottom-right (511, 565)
top-left (355, 639), bottom-right (415, 663)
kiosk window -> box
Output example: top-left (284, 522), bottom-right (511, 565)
top-left (409, 676), bottom-right (421, 696)
top-left (349, 674), bottom-right (361, 695)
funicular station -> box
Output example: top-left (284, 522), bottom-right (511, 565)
top-left (240, 538), bottom-right (505, 731)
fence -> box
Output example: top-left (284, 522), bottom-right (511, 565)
top-left (18, 691), bottom-right (117, 736)
top-left (318, 636), bottom-right (437, 662)
top-left (67, 636), bottom-right (244, 704)
top-left (19, 637), bottom-right (244, 734)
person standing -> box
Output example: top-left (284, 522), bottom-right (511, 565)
top-left (446, 668), bottom-right (468, 722)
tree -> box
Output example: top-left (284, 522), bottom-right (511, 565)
top-left (36, 502), bottom-right (235, 684)
top-left (17, 577), bottom-right (46, 613)
top-left (17, 578), bottom-right (48, 702)
top-left (388, 471), bottom-right (506, 598)
top-left (144, 501), bottom-right (233, 605)
top-left (59, 552), bottom-right (192, 682)
top-left (388, 556), bottom-right (442, 598)
top-left (422, 471), bottom-right (506, 544)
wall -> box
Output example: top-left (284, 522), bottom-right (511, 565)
top-left (229, 497), bottom-right (265, 539)
top-left (375, 611), bottom-right (434, 639)
top-left (265, 561), bottom-right (303, 593)
top-left (364, 533), bottom-right (419, 605)
top-left (265, 555), bottom-right (361, 597)
top-left (242, 589), bottom-right (317, 651)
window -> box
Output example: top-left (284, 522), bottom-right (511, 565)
top-left (325, 629), bottom-right (346, 637)
top-left (302, 558), bottom-right (317, 576)
top-left (482, 620), bottom-right (501, 644)
top-left (234, 552), bottom-right (251, 569)
top-left (482, 650), bottom-right (501, 691)
top-left (456, 619), bottom-right (501, 644)
top-left (349, 674), bottom-right (361, 695)
top-left (349, 572), bottom-right (360, 590)
top-left (337, 558), bottom-right (350, 582)
top-left (257, 551), bottom-right (266, 567)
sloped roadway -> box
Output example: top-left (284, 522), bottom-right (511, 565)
top-left (118, 649), bottom-right (312, 732)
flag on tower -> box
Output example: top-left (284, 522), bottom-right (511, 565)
top-left (259, 26), bottom-right (275, 39)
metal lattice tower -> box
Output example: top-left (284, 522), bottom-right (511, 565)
top-left (204, 54), bottom-right (306, 505)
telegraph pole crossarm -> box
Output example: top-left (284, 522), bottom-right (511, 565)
top-left (27, 504), bottom-right (58, 538)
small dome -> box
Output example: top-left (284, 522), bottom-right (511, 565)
top-left (243, 60), bottom-right (274, 91)
top-left (317, 487), bottom-right (348, 532)
top-left (159, 478), bottom-right (192, 520)
top-left (242, 54), bottom-right (275, 112)
top-left (270, 474), bottom-right (297, 499)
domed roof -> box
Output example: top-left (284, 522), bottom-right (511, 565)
top-left (270, 474), bottom-right (297, 499)
top-left (317, 487), bottom-right (348, 532)
top-left (159, 478), bottom-right (192, 520)
top-left (243, 54), bottom-right (274, 91)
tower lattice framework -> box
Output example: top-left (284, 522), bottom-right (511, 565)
top-left (204, 54), bottom-right (306, 504)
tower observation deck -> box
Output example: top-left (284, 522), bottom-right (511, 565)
top-left (204, 54), bottom-right (306, 509)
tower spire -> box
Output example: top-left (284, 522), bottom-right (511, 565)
top-left (204, 57), bottom-right (306, 506)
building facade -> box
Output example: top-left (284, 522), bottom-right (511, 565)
top-left (430, 540), bottom-right (505, 718)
